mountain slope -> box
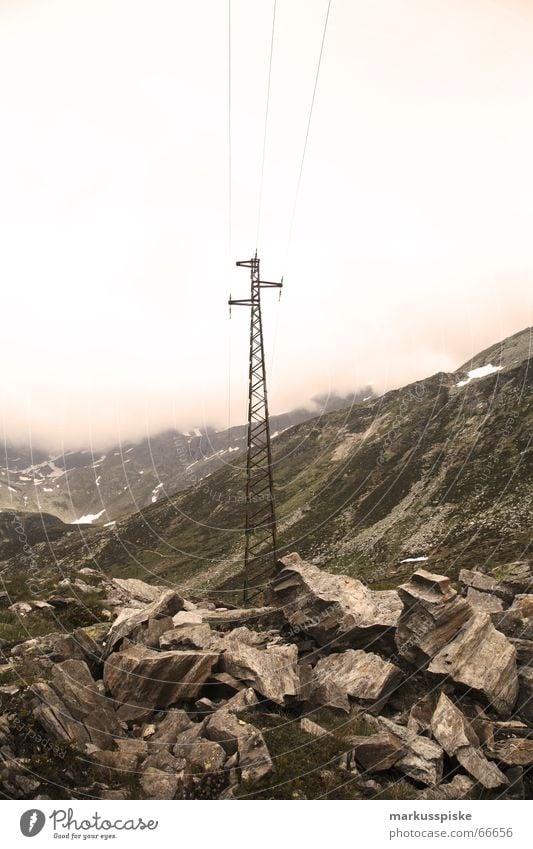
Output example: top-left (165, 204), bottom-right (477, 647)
top-left (6, 327), bottom-right (530, 603)
top-left (0, 391), bottom-right (368, 525)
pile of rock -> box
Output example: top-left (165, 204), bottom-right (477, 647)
top-left (0, 553), bottom-right (530, 800)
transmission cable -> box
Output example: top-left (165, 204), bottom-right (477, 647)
top-left (227, 0), bottom-right (233, 449)
top-left (269, 0), bottom-right (332, 396)
top-left (228, 0), bottom-right (233, 261)
top-left (283, 0), bottom-right (332, 269)
top-left (256, 0), bottom-right (277, 251)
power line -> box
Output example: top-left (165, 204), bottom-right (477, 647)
top-left (227, 0), bottom-right (233, 448)
top-left (256, 0), bottom-right (277, 251)
top-left (283, 0), bottom-right (332, 269)
top-left (228, 2), bottom-right (232, 258)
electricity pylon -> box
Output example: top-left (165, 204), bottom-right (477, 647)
top-left (229, 253), bottom-right (282, 604)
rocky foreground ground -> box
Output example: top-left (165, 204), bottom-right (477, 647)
top-left (0, 553), bottom-right (532, 800)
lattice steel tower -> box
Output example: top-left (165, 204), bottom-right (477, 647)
top-left (229, 253), bottom-right (283, 603)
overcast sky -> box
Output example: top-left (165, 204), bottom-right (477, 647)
top-left (1, 0), bottom-right (532, 450)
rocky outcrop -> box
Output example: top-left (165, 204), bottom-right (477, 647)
top-left (309, 650), bottom-right (402, 713)
top-left (430, 693), bottom-right (508, 789)
top-left (395, 569), bottom-right (473, 665)
top-left (266, 552), bottom-right (401, 649)
top-left (428, 614), bottom-right (518, 716)
top-left (103, 643), bottom-right (218, 708)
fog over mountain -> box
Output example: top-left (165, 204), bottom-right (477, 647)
top-left (1, 0), bottom-right (532, 449)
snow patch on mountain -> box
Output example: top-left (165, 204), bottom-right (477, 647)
top-left (456, 364), bottom-right (502, 387)
top-left (72, 509), bottom-right (105, 525)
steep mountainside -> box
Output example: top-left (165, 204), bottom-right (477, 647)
top-left (3, 327), bottom-right (529, 601)
top-left (0, 391), bottom-right (368, 525)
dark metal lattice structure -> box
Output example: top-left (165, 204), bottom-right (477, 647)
top-left (229, 253), bottom-right (282, 603)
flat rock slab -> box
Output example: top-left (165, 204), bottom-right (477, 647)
top-left (103, 643), bottom-right (218, 709)
top-left (428, 613), bottom-right (518, 716)
top-left (202, 607), bottom-right (281, 629)
top-left (466, 588), bottom-right (504, 613)
top-left (459, 569), bottom-right (513, 602)
top-left (111, 578), bottom-right (169, 605)
top-left (310, 649), bottom-right (402, 713)
top-left (160, 623), bottom-right (216, 651)
top-left (266, 552), bottom-right (401, 650)
top-left (488, 562), bottom-right (533, 596)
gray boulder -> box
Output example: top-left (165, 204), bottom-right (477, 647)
top-left (466, 588), bottom-right (504, 613)
top-left (395, 569), bottom-right (473, 665)
top-left (428, 613), bottom-right (518, 716)
top-left (459, 569), bottom-right (513, 602)
top-left (111, 578), bottom-right (170, 605)
top-left (376, 716), bottom-right (443, 786)
top-left (309, 649), bottom-right (402, 713)
top-left (205, 709), bottom-right (272, 782)
top-left (103, 590), bottom-right (185, 657)
top-left (420, 775), bottom-right (475, 800)
top-left (32, 659), bottom-right (122, 749)
top-left (430, 692), bottom-right (508, 789)
top-left (103, 643), bottom-right (218, 709)
top-left (347, 732), bottom-right (405, 773)
top-left (220, 628), bottom-right (299, 704)
top-left (266, 552), bottom-right (401, 650)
